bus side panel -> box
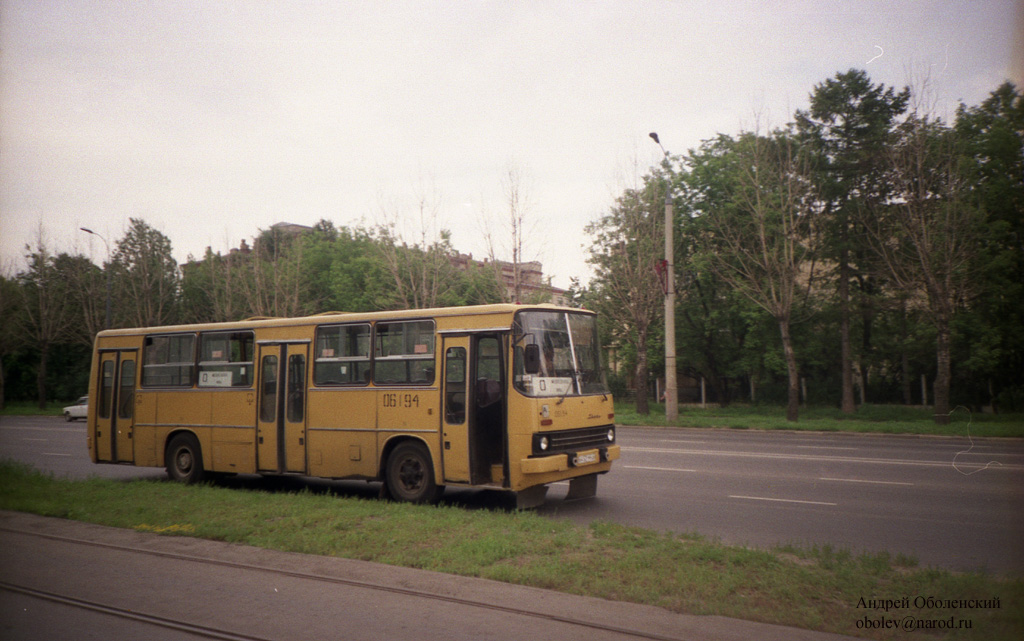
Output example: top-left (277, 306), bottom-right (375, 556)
top-left (133, 390), bottom-right (159, 466)
top-left (149, 391), bottom-right (213, 472)
top-left (307, 389), bottom-right (378, 479)
top-left (376, 388), bottom-right (442, 479)
top-left (211, 390), bottom-right (258, 474)
top-left (157, 390), bottom-right (213, 426)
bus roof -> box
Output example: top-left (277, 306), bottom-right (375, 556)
top-left (95, 303), bottom-right (593, 338)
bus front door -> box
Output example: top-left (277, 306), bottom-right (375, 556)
top-left (441, 334), bottom-right (506, 486)
top-left (94, 350), bottom-right (137, 463)
top-left (441, 337), bottom-right (471, 483)
top-left (257, 342), bottom-right (309, 474)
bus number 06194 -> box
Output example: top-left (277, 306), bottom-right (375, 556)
top-left (382, 393), bottom-right (419, 409)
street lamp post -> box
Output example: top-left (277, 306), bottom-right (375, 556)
top-left (649, 133), bottom-right (678, 423)
top-left (80, 227), bottom-right (112, 330)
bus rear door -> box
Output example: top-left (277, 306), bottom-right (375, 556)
top-left (94, 349), bottom-right (137, 463)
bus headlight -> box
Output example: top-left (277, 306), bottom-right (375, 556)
top-left (607, 427), bottom-right (615, 442)
top-left (538, 436), bottom-right (549, 451)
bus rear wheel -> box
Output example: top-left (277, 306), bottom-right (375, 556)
top-left (166, 433), bottom-right (206, 484)
top-left (385, 442), bottom-right (441, 504)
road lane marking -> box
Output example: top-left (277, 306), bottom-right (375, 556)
top-left (22, 438), bottom-right (49, 442)
top-left (820, 477), bottom-right (914, 486)
top-left (729, 495), bottom-right (837, 506)
top-left (793, 445), bottom-right (858, 451)
top-left (620, 446), bottom-right (1024, 470)
top-left (41, 453), bottom-right (73, 457)
top-left (624, 465), bottom-right (696, 473)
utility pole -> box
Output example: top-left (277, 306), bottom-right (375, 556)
top-left (649, 133), bottom-right (678, 423)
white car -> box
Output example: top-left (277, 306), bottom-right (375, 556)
top-left (63, 396), bottom-right (89, 422)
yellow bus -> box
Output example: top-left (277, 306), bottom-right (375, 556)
top-left (87, 304), bottom-right (619, 507)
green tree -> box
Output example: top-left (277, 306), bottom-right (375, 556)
top-left (954, 82), bottom-right (1024, 409)
top-left (586, 173), bottom-right (667, 415)
top-left (110, 218), bottom-right (180, 327)
top-left (0, 270), bottom-right (25, 409)
top-left (310, 224), bottom-right (394, 313)
top-left (796, 69), bottom-right (909, 411)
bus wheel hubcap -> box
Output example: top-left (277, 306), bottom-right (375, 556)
top-left (177, 450), bottom-right (192, 472)
top-left (398, 459), bottom-right (423, 490)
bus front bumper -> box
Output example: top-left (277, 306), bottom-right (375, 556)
top-left (520, 444), bottom-right (620, 475)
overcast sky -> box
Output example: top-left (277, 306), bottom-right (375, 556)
top-left (2, 0), bottom-right (1021, 289)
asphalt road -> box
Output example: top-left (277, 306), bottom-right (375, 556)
top-left (541, 426), bottom-right (1024, 574)
top-left (2, 416), bottom-right (1022, 574)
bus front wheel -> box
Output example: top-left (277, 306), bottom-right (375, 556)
top-left (385, 442), bottom-right (441, 504)
top-left (165, 433), bottom-right (206, 484)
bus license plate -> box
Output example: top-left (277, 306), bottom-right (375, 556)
top-left (573, 452), bottom-right (598, 466)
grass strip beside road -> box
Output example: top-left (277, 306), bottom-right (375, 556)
top-left (615, 403), bottom-right (1024, 437)
top-left (2, 462), bottom-right (1020, 640)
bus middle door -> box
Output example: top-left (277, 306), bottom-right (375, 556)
top-left (257, 342), bottom-right (308, 474)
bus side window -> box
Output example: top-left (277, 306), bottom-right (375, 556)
top-left (373, 320), bottom-right (435, 385)
top-left (476, 337), bottom-right (502, 408)
top-left (445, 347), bottom-right (466, 424)
top-left (118, 360), bottom-right (135, 419)
top-left (260, 356), bottom-right (278, 423)
top-left (142, 334), bottom-right (195, 387)
top-left (314, 324), bottom-right (370, 386)
top-left (287, 354), bottom-right (305, 422)
top-left (100, 360), bottom-right (114, 419)
top-left (198, 331), bottom-right (254, 387)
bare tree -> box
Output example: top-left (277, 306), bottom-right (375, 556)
top-left (240, 228), bottom-right (306, 318)
top-left (375, 186), bottom-right (463, 309)
top-left (18, 230), bottom-right (78, 408)
top-left (482, 164), bottom-right (542, 303)
top-left (692, 129), bottom-right (820, 421)
top-left (864, 111), bottom-right (984, 424)
top-left (61, 252), bottom-right (107, 345)
top-left (181, 244), bottom-right (248, 323)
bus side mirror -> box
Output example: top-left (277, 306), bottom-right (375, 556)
top-left (524, 344), bottom-right (541, 374)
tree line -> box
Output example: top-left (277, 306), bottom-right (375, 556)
top-left (582, 70), bottom-right (1023, 422)
top-left (2, 70), bottom-right (1020, 423)
top-left (1, 218), bottom-right (532, 409)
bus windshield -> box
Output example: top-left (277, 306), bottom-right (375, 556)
top-left (513, 310), bottom-right (608, 397)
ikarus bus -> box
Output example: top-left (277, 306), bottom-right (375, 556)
top-left (87, 304), bottom-right (619, 507)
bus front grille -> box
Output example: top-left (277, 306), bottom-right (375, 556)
top-left (532, 424), bottom-right (614, 456)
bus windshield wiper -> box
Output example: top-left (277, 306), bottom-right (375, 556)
top-left (556, 368), bottom-right (579, 405)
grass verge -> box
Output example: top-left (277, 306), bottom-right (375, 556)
top-left (1, 461), bottom-right (1020, 640)
top-left (614, 402), bottom-right (1024, 437)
